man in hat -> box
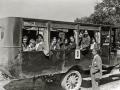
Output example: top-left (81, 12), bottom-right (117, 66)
top-left (80, 30), bottom-right (91, 50)
top-left (90, 49), bottom-right (102, 90)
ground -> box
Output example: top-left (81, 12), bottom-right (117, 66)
top-left (0, 69), bottom-right (120, 90)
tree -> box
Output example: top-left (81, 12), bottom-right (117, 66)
top-left (75, 0), bottom-right (120, 25)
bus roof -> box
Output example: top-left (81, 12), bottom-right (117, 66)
top-left (1, 17), bottom-right (120, 29)
top-left (21, 17), bottom-right (120, 29)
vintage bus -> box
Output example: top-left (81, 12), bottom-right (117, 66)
top-left (0, 17), bottom-right (120, 90)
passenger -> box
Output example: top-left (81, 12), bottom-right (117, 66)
top-left (90, 38), bottom-right (98, 50)
top-left (50, 37), bottom-right (60, 50)
top-left (57, 37), bottom-right (63, 48)
top-left (80, 30), bottom-right (91, 50)
top-left (25, 39), bottom-right (36, 51)
top-left (53, 37), bottom-right (57, 40)
top-left (105, 35), bottom-right (109, 42)
top-left (78, 32), bottom-right (83, 47)
top-left (35, 34), bottom-right (44, 51)
top-left (68, 36), bottom-right (76, 50)
top-left (61, 38), bottom-right (69, 50)
top-left (22, 36), bottom-right (28, 51)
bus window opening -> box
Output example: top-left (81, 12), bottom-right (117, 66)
top-left (78, 30), bottom-right (100, 50)
top-left (50, 29), bottom-right (77, 50)
top-left (22, 25), bottom-right (48, 52)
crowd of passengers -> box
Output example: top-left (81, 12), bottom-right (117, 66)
top-left (22, 30), bottom-right (98, 51)
top-left (22, 34), bottom-right (45, 51)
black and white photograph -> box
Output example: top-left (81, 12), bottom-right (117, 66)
top-left (0, 0), bottom-right (120, 90)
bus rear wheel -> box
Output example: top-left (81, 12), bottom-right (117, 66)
top-left (61, 70), bottom-right (82, 90)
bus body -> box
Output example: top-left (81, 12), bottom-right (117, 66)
top-left (0, 17), bottom-right (120, 80)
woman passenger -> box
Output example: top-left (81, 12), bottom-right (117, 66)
top-left (78, 32), bottom-right (83, 48)
top-left (35, 34), bottom-right (44, 51)
top-left (61, 38), bottom-right (69, 50)
top-left (22, 36), bottom-right (28, 51)
top-left (68, 36), bottom-right (76, 50)
top-left (57, 37), bottom-right (63, 48)
top-left (50, 37), bottom-right (60, 50)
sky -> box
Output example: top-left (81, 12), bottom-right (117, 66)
top-left (0, 0), bottom-right (102, 22)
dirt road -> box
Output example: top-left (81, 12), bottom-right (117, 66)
top-left (0, 69), bottom-right (120, 90)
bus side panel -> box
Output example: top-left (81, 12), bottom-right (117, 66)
top-left (65, 50), bottom-right (76, 66)
top-left (0, 47), bottom-right (21, 78)
top-left (116, 51), bottom-right (120, 65)
top-left (64, 50), bottom-right (93, 71)
top-left (50, 50), bottom-right (65, 71)
top-left (101, 45), bottom-right (109, 65)
top-left (22, 51), bottom-right (49, 77)
top-left (109, 50), bottom-right (120, 67)
top-left (79, 50), bottom-right (93, 70)
top-left (22, 51), bottom-right (64, 77)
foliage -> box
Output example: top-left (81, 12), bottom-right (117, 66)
top-left (75, 0), bottom-right (120, 25)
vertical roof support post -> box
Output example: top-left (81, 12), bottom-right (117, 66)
top-left (109, 27), bottom-right (112, 64)
top-left (38, 27), bottom-right (39, 35)
top-left (109, 27), bottom-right (112, 48)
top-left (76, 23), bottom-right (80, 49)
top-left (99, 26), bottom-right (102, 49)
top-left (46, 21), bottom-right (51, 50)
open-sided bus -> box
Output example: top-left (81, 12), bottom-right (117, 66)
top-left (0, 17), bottom-right (120, 90)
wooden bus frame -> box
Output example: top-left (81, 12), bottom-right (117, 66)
top-left (0, 17), bottom-right (120, 90)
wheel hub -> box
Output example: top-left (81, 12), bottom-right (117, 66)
top-left (61, 70), bottom-right (82, 90)
top-left (66, 73), bottom-right (79, 89)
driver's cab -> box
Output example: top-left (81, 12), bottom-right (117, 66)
top-left (100, 26), bottom-right (119, 67)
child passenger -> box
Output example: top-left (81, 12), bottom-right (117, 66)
top-left (25, 39), bottom-right (36, 51)
top-left (90, 38), bottom-right (97, 50)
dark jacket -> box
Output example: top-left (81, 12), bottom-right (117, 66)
top-left (68, 42), bottom-right (76, 50)
top-left (81, 35), bottom-right (91, 49)
top-left (61, 44), bottom-right (69, 50)
top-left (50, 43), bottom-right (60, 50)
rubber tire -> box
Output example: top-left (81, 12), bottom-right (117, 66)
top-left (61, 70), bottom-right (82, 90)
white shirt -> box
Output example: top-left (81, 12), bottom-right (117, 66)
top-left (95, 32), bottom-right (100, 43)
top-left (92, 54), bottom-right (98, 66)
top-left (94, 54), bottom-right (98, 59)
top-left (35, 42), bottom-right (43, 51)
top-left (90, 42), bottom-right (96, 49)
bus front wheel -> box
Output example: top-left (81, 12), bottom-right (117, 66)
top-left (61, 70), bottom-right (82, 90)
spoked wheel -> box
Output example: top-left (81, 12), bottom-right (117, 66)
top-left (61, 70), bottom-right (82, 90)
